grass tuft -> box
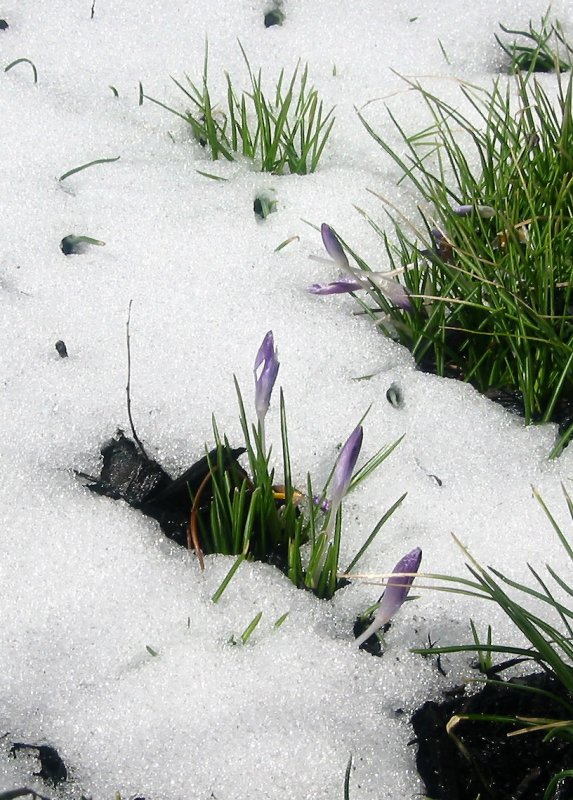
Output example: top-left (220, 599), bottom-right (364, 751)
top-left (144, 41), bottom-right (335, 175)
top-left (348, 69), bottom-right (573, 453)
top-left (206, 390), bottom-right (404, 601)
top-left (496, 9), bottom-right (572, 74)
top-left (413, 484), bottom-right (573, 764)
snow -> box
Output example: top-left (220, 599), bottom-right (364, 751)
top-left (1, 1), bottom-right (572, 798)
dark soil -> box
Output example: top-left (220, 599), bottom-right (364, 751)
top-left (9, 742), bottom-right (67, 787)
top-left (81, 430), bottom-right (312, 577)
top-left (81, 429), bottom-right (244, 547)
top-left (483, 388), bottom-right (573, 437)
top-left (412, 672), bottom-right (573, 799)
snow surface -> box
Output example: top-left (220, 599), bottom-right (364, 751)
top-left (1, 1), bottom-right (573, 798)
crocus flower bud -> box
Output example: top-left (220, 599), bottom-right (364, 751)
top-left (371, 275), bottom-right (413, 312)
top-left (321, 223), bottom-right (350, 269)
top-left (308, 278), bottom-right (363, 295)
top-left (309, 268), bottom-right (413, 312)
top-left (355, 547), bottom-right (422, 648)
top-left (254, 331), bottom-right (280, 424)
top-left (451, 204), bottom-right (495, 219)
top-left (330, 425), bottom-right (363, 512)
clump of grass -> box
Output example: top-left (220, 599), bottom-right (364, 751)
top-left (144, 42), bottom-right (335, 175)
top-left (413, 486), bottom-right (573, 798)
top-left (347, 69), bottom-right (573, 455)
top-left (196, 331), bottom-right (406, 602)
top-left (496, 9), bottom-right (572, 74)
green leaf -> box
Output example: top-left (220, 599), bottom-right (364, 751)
top-left (5, 57), bottom-right (38, 83)
top-left (59, 156), bottom-right (120, 182)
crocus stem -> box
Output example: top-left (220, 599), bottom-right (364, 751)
top-left (355, 548), bottom-right (422, 648)
top-left (321, 499), bottom-right (341, 542)
top-left (311, 530), bottom-right (330, 588)
top-left (257, 418), bottom-right (266, 458)
top-left (311, 505), bottom-right (342, 587)
top-left (354, 617), bottom-right (384, 648)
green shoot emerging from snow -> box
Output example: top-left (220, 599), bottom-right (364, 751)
top-left (144, 42), bottom-right (335, 175)
top-left (58, 156), bottom-right (121, 182)
top-left (496, 10), bottom-right (573, 74)
top-left (201, 331), bottom-right (405, 602)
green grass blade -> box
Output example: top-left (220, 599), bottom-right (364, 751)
top-left (211, 554), bottom-right (245, 603)
top-left (4, 57), bottom-right (38, 83)
top-left (59, 156), bottom-right (120, 182)
top-left (345, 492), bottom-right (407, 574)
top-left (240, 611), bottom-right (263, 644)
top-left (343, 754), bottom-right (353, 800)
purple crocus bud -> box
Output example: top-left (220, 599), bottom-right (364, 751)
top-left (357, 270), bottom-right (413, 313)
top-left (452, 204), bottom-right (495, 219)
top-left (254, 330), bottom-right (280, 424)
top-left (321, 223), bottom-right (350, 269)
top-left (310, 270), bottom-right (413, 312)
top-left (355, 547), bottom-right (422, 648)
top-left (476, 205), bottom-right (496, 219)
top-left (308, 278), bottom-right (363, 295)
top-left (373, 276), bottom-right (413, 313)
top-left (330, 425), bottom-right (363, 511)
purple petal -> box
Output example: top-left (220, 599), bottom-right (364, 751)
top-left (355, 547), bottom-right (422, 648)
top-left (254, 331), bottom-right (280, 423)
top-left (430, 226), bottom-right (446, 244)
top-left (383, 547), bottom-right (423, 610)
top-left (452, 204), bottom-right (495, 219)
top-left (367, 274), bottom-right (413, 312)
top-left (308, 279), bottom-right (362, 295)
top-left (379, 279), bottom-right (413, 312)
top-left (321, 223), bottom-right (350, 269)
top-left (255, 330), bottom-right (274, 370)
top-left (331, 425), bottom-right (363, 510)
